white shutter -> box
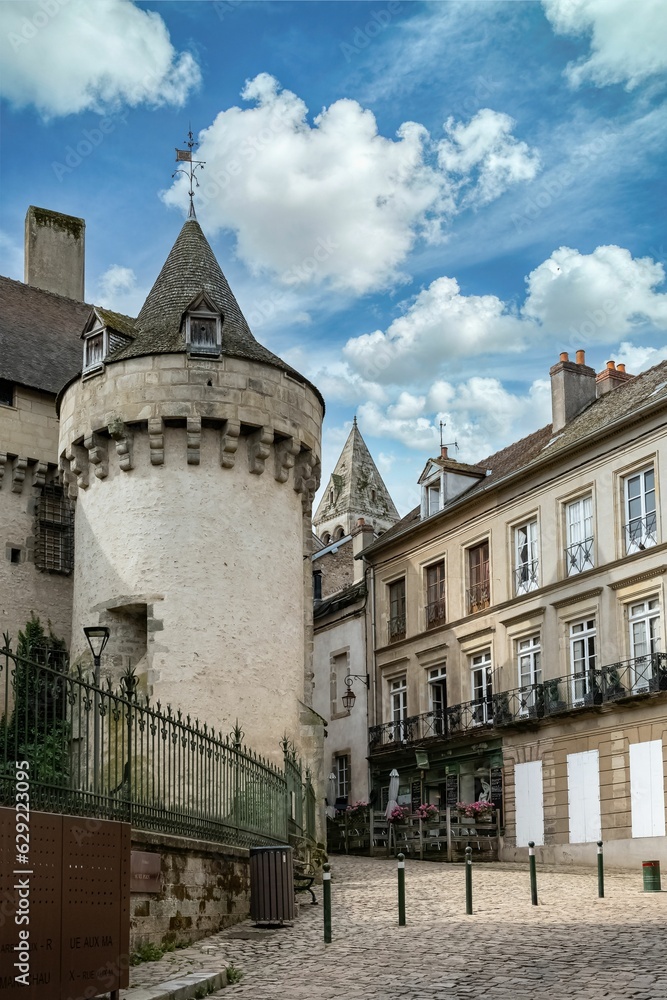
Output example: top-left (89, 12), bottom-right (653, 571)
top-left (515, 760), bottom-right (544, 847)
top-left (630, 740), bottom-right (666, 838)
top-left (567, 749), bottom-right (601, 843)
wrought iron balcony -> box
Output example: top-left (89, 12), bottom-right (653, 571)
top-left (565, 537), bottom-right (594, 575)
top-left (388, 614), bottom-right (406, 643)
top-left (514, 559), bottom-right (539, 595)
top-left (624, 513), bottom-right (657, 553)
top-left (466, 581), bottom-right (490, 614)
top-left (425, 599), bottom-right (446, 629)
top-left (368, 653), bottom-right (667, 751)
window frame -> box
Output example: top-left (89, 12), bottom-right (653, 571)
top-left (424, 559), bottom-right (446, 629)
top-left (427, 665), bottom-right (447, 735)
top-left (517, 634), bottom-right (542, 714)
top-left (334, 754), bottom-right (350, 800)
top-left (470, 648), bottom-right (493, 724)
top-left (389, 676), bottom-right (408, 741)
top-left (467, 539), bottom-right (490, 613)
top-left (569, 617), bottom-right (596, 704)
top-left (34, 484), bottom-right (74, 575)
top-left (387, 578), bottom-right (406, 643)
top-left (565, 494), bottom-right (594, 576)
top-left (513, 518), bottom-right (539, 596)
top-left (628, 597), bottom-right (661, 691)
top-left (185, 309), bottom-right (222, 356)
top-left (0, 378), bottom-right (14, 407)
top-left (624, 466), bottom-right (657, 554)
top-left (83, 326), bottom-right (107, 373)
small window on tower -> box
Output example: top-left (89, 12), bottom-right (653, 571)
top-left (0, 379), bottom-right (14, 406)
top-left (83, 331), bottom-right (105, 371)
top-left (187, 311), bottom-right (221, 355)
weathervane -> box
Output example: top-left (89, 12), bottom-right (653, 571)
top-left (439, 420), bottom-right (459, 454)
top-left (173, 126), bottom-right (205, 219)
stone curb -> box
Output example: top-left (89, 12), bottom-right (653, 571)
top-left (108, 969), bottom-right (227, 1000)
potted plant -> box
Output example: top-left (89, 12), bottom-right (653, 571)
top-left (492, 692), bottom-right (513, 726)
top-left (602, 664), bottom-right (626, 699)
top-left (456, 801), bottom-right (496, 821)
top-left (544, 678), bottom-right (566, 714)
top-left (388, 805), bottom-right (410, 823)
top-left (414, 803), bottom-right (439, 824)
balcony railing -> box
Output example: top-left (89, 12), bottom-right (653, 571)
top-left (625, 513), bottom-right (657, 554)
top-left (388, 614), bottom-right (406, 643)
top-left (514, 560), bottom-right (539, 595)
top-left (565, 537), bottom-right (594, 575)
top-left (368, 652), bottom-right (667, 751)
top-left (466, 581), bottom-right (490, 614)
top-left (425, 599), bottom-right (446, 629)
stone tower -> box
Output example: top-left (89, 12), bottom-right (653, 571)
top-left (57, 218), bottom-right (324, 766)
top-left (313, 418), bottom-right (399, 543)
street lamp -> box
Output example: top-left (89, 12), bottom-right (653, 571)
top-left (341, 673), bottom-right (369, 711)
top-left (83, 625), bottom-right (110, 797)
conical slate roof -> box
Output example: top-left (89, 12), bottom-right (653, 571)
top-left (106, 219), bottom-right (323, 405)
top-left (313, 418), bottom-right (399, 534)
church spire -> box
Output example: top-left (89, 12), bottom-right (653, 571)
top-left (313, 420), bottom-right (399, 542)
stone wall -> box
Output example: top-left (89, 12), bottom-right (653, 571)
top-left (130, 831), bottom-right (250, 949)
top-left (316, 541), bottom-right (355, 599)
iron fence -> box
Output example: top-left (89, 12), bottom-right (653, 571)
top-left (0, 641), bottom-right (316, 849)
top-left (369, 652), bottom-right (667, 750)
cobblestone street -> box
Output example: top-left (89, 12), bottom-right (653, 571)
top-left (127, 855), bottom-right (667, 1000)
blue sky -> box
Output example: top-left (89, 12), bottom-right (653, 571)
top-left (1, 0), bottom-right (666, 513)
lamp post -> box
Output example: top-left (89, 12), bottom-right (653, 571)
top-left (341, 673), bottom-right (370, 711)
top-left (83, 626), bottom-right (110, 798)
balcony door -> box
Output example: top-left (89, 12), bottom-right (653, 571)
top-left (629, 598), bottom-right (661, 691)
top-left (470, 649), bottom-right (493, 724)
top-left (428, 666), bottom-right (447, 735)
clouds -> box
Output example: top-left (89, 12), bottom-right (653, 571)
top-left (161, 74), bottom-right (539, 296)
top-left (438, 109), bottom-right (541, 208)
top-left (0, 0), bottom-right (200, 117)
top-left (523, 246), bottom-right (667, 338)
top-left (95, 264), bottom-right (146, 317)
top-left (543, 0), bottom-right (667, 90)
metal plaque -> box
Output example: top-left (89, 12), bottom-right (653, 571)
top-left (60, 815), bottom-right (130, 1000)
top-left (0, 808), bottom-right (130, 1000)
top-left (130, 851), bottom-right (161, 893)
top-left (0, 809), bottom-right (62, 999)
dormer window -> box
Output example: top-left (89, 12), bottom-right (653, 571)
top-left (185, 296), bottom-right (222, 356)
top-left (420, 470), bottom-right (443, 519)
top-left (83, 327), bottom-right (106, 373)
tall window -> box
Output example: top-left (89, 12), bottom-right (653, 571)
top-left (83, 330), bottom-right (105, 370)
top-left (565, 496), bottom-right (594, 575)
top-left (186, 309), bottom-right (221, 355)
top-left (428, 666), bottom-right (447, 735)
top-left (514, 520), bottom-right (539, 595)
top-left (570, 618), bottom-right (596, 704)
top-left (470, 649), bottom-right (493, 724)
top-left (388, 579), bottom-right (406, 642)
top-left (390, 676), bottom-right (407, 740)
top-left (517, 635), bottom-right (542, 713)
top-left (427, 482), bottom-right (441, 516)
top-left (335, 754), bottom-right (350, 799)
top-left (467, 541), bottom-right (490, 613)
top-left (34, 485), bottom-right (74, 574)
top-left (629, 598), bottom-right (661, 691)
top-left (425, 561), bottom-right (446, 629)
top-left (624, 467), bottom-right (657, 553)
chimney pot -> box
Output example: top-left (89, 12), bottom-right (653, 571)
top-left (606, 360), bottom-right (615, 370)
top-left (440, 446), bottom-right (448, 460)
top-left (357, 518), bottom-right (365, 526)
top-left (617, 363), bottom-right (626, 373)
top-left (560, 352), bottom-right (569, 363)
top-left (576, 349), bottom-right (585, 365)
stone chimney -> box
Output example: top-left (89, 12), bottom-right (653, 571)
top-left (596, 360), bottom-right (634, 397)
top-left (351, 517), bottom-right (375, 583)
top-left (24, 206), bottom-right (85, 300)
top-left (549, 350), bottom-right (597, 433)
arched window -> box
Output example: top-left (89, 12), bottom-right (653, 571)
top-left (333, 526), bottom-right (345, 541)
top-left (321, 532), bottom-right (331, 545)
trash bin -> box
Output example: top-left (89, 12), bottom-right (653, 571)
top-left (249, 845), bottom-right (295, 922)
top-left (642, 860), bottom-right (661, 892)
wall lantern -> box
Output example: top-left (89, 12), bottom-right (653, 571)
top-left (342, 673), bottom-right (369, 711)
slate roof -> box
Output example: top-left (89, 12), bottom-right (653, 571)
top-left (365, 358), bottom-right (667, 554)
top-left (0, 276), bottom-right (91, 395)
top-left (313, 418), bottom-right (399, 527)
top-left (106, 219), bottom-right (324, 408)
top-left (314, 580), bottom-right (367, 620)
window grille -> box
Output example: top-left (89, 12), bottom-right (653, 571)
top-left (34, 485), bottom-right (74, 574)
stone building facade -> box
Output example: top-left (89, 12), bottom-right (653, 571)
top-left (362, 351), bottom-right (667, 867)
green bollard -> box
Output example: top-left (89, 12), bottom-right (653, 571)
top-left (397, 852), bottom-right (406, 926)
top-left (323, 862), bottom-right (332, 943)
top-left (528, 841), bottom-right (538, 905)
top-left (597, 841), bottom-right (604, 898)
top-left (465, 846), bottom-right (473, 915)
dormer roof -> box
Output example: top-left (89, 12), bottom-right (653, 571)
top-left (418, 453), bottom-right (488, 485)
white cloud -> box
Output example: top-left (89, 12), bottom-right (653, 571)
top-left (342, 275), bottom-right (531, 382)
top-left (437, 109), bottom-right (541, 207)
top-left (94, 264), bottom-right (146, 316)
top-left (0, 0), bottom-right (200, 117)
top-left (161, 75), bottom-right (539, 296)
top-left (523, 245), bottom-right (667, 339)
top-left (614, 341), bottom-right (667, 373)
top-left (542, 0), bottom-right (667, 90)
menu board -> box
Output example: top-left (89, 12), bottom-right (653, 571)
top-left (411, 781), bottom-right (421, 811)
top-left (490, 767), bottom-right (503, 819)
top-left (445, 773), bottom-right (459, 807)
